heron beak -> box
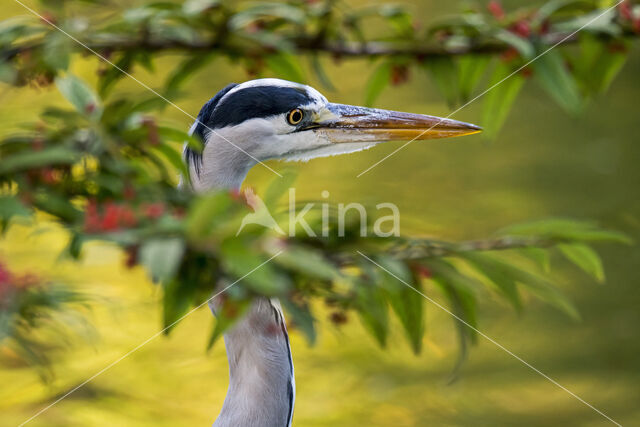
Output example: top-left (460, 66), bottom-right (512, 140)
top-left (311, 103), bottom-right (481, 143)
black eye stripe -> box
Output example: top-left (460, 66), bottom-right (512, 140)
top-left (209, 86), bottom-right (313, 128)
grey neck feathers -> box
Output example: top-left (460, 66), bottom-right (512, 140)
top-left (214, 299), bottom-right (295, 427)
top-left (191, 147), bottom-right (295, 427)
top-left (190, 133), bottom-right (256, 192)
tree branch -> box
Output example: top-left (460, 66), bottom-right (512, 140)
top-left (389, 236), bottom-right (556, 260)
top-left (5, 29), bottom-right (635, 62)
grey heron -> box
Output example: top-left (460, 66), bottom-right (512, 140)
top-left (183, 78), bottom-right (480, 426)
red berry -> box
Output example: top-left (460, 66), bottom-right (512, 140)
top-left (101, 202), bottom-right (120, 231)
top-left (123, 185), bottom-right (136, 200)
top-left (500, 47), bottom-right (519, 63)
top-left (520, 67), bottom-right (533, 78)
top-left (540, 19), bottom-right (551, 35)
top-left (41, 168), bottom-right (57, 184)
top-left (172, 206), bottom-right (186, 218)
top-left (608, 42), bottom-right (627, 54)
top-left (40, 12), bottom-right (57, 25)
top-left (435, 30), bottom-right (452, 42)
top-left (488, 1), bottom-right (505, 20)
top-left (229, 188), bottom-right (243, 201)
top-left (619, 1), bottom-right (633, 21)
top-left (32, 137), bottom-right (44, 151)
top-left (143, 203), bottom-right (165, 220)
top-left (124, 245), bottom-right (139, 268)
top-left (19, 193), bottom-right (33, 206)
top-left (0, 264), bottom-right (13, 303)
top-left (119, 205), bottom-right (138, 228)
top-left (510, 20), bottom-right (531, 38)
top-left (84, 199), bottom-right (101, 232)
top-left (390, 65), bottom-right (410, 86)
top-left (0, 262), bottom-right (13, 285)
top-left (330, 311), bottom-right (348, 325)
top-left (413, 264), bottom-right (432, 279)
top-left (142, 117), bottom-right (159, 146)
top-left (14, 273), bottom-right (39, 289)
top-left (222, 302), bottom-right (239, 319)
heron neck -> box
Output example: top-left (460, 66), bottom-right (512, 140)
top-left (190, 136), bottom-right (256, 191)
top-left (214, 298), bottom-right (295, 427)
top-left (195, 167), bottom-right (295, 426)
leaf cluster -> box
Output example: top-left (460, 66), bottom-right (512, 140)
top-left (0, 0), bottom-right (636, 374)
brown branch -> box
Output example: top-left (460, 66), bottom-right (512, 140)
top-left (5, 29), bottom-right (635, 62)
top-left (389, 236), bottom-right (557, 260)
top-left (330, 236), bottom-right (558, 266)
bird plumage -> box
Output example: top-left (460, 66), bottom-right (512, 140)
top-left (211, 298), bottom-right (294, 427)
top-left (184, 78), bottom-right (480, 426)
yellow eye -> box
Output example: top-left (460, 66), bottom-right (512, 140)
top-left (287, 108), bottom-right (304, 125)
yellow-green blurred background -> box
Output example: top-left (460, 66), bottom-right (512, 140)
top-left (1, 0), bottom-right (639, 426)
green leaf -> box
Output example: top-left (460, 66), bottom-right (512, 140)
top-left (482, 62), bottom-right (525, 139)
top-left (462, 252), bottom-right (522, 312)
top-left (98, 52), bottom-right (134, 97)
top-left (0, 196), bottom-right (31, 224)
top-left (465, 253), bottom-right (579, 320)
top-left (590, 46), bottom-right (626, 94)
top-left (165, 54), bottom-right (215, 98)
top-left (0, 147), bottom-right (80, 175)
top-left (273, 245), bottom-right (340, 281)
top-left (66, 233), bottom-right (84, 259)
top-left (56, 74), bottom-right (102, 120)
top-left (42, 32), bottom-right (71, 71)
top-left (558, 243), bottom-right (605, 283)
top-left (574, 35), bottom-right (628, 96)
top-left (532, 49), bottom-right (583, 114)
top-left (555, 8), bottom-right (619, 36)
top-left (33, 192), bottom-right (83, 223)
top-left (498, 218), bottom-right (632, 244)
top-left (426, 259), bottom-right (481, 296)
top-left (0, 60), bottom-right (17, 84)
top-left (265, 52), bottom-right (305, 83)
top-left (310, 55), bottom-right (335, 91)
top-left (355, 280), bottom-right (389, 347)
top-left (163, 278), bottom-right (194, 332)
top-left (139, 238), bottom-right (185, 282)
top-left (457, 55), bottom-right (490, 102)
top-left (186, 192), bottom-right (235, 239)
top-left (207, 298), bottom-right (251, 349)
top-left (137, 51), bottom-right (154, 73)
top-left (427, 259), bottom-right (479, 344)
top-left (375, 256), bottom-right (423, 353)
top-left (365, 62), bottom-right (391, 107)
top-left (220, 238), bottom-right (290, 295)
top-left (183, 0), bottom-right (220, 15)
top-left (531, 0), bottom-right (590, 27)
top-left (424, 57), bottom-right (459, 107)
top-left (263, 169), bottom-right (297, 206)
top-left (151, 143), bottom-right (190, 181)
top-left (494, 30), bottom-right (535, 59)
top-left (229, 3), bottom-right (305, 28)
top-left (519, 247), bottom-right (551, 273)
top-left (432, 275), bottom-right (477, 377)
top-left (157, 126), bottom-right (203, 151)
top-left (281, 298), bottom-right (316, 344)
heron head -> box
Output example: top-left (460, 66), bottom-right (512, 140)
top-left (186, 78), bottom-right (480, 189)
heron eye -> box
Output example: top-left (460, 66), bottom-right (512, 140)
top-left (287, 109), bottom-right (304, 125)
